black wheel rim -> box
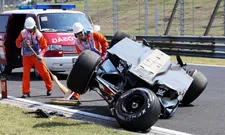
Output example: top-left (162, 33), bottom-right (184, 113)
top-left (122, 93), bottom-right (146, 114)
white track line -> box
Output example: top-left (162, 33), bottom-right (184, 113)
top-left (1, 95), bottom-right (192, 135)
top-left (3, 96), bottom-right (116, 121)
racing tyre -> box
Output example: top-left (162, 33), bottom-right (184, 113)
top-left (109, 31), bottom-right (136, 49)
top-left (181, 69), bottom-right (208, 106)
top-left (67, 50), bottom-right (102, 94)
top-left (0, 64), bottom-right (12, 74)
top-left (114, 88), bottom-right (161, 132)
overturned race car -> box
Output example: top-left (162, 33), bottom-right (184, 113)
top-left (66, 31), bottom-right (208, 132)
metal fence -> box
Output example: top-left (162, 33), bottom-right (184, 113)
top-left (2, 0), bottom-right (225, 37)
top-left (76, 0), bottom-right (225, 36)
top-left (105, 35), bottom-right (225, 58)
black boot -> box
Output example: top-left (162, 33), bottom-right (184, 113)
top-left (21, 93), bottom-right (30, 98)
top-left (47, 90), bottom-right (52, 96)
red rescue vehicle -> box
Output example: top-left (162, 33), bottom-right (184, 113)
top-left (0, 4), bottom-right (99, 77)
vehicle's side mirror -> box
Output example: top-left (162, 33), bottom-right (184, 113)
top-left (94, 25), bottom-right (100, 31)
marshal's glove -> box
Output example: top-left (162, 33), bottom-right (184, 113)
top-left (21, 40), bottom-right (31, 47)
top-left (37, 54), bottom-right (43, 62)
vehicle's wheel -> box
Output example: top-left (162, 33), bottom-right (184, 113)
top-left (109, 31), bottom-right (136, 49)
top-left (114, 87), bottom-right (161, 132)
top-left (67, 50), bottom-right (101, 94)
top-left (181, 69), bottom-right (208, 106)
top-left (0, 64), bottom-right (12, 74)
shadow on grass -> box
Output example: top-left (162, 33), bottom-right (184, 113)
top-left (33, 121), bottom-right (91, 128)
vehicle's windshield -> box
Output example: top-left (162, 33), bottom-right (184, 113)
top-left (38, 13), bottom-right (93, 32)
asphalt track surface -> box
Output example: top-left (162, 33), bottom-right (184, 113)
top-left (2, 64), bottom-right (225, 135)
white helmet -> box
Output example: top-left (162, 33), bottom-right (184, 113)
top-left (24, 17), bottom-right (35, 29)
top-left (72, 22), bottom-right (84, 34)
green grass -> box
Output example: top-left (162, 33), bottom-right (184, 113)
top-left (66, 0), bottom-right (224, 36)
top-left (68, 0), bottom-right (225, 64)
top-left (170, 55), bottom-right (225, 66)
top-left (0, 103), bottom-right (132, 135)
top-left (2, 0), bottom-right (225, 65)
top-left (3, 0), bottom-right (225, 35)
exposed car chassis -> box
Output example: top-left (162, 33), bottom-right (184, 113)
top-left (67, 31), bottom-right (208, 132)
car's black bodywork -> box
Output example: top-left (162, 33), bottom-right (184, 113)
top-left (67, 31), bottom-right (208, 132)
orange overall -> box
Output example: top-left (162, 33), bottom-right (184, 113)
top-left (72, 31), bottom-right (109, 99)
top-left (16, 29), bottom-right (53, 94)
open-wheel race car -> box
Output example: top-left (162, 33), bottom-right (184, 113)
top-left (66, 31), bottom-right (208, 132)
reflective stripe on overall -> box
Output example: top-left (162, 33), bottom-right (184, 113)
top-left (21, 29), bottom-right (41, 56)
top-left (74, 32), bottom-right (101, 55)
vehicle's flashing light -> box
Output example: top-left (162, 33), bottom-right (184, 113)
top-left (34, 4), bottom-right (76, 10)
top-left (18, 5), bottom-right (33, 10)
top-left (18, 4), bottom-right (76, 10)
